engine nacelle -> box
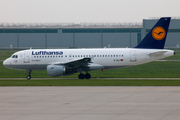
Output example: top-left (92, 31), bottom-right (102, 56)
top-left (47, 65), bottom-right (65, 77)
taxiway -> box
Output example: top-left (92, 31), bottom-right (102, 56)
top-left (0, 87), bottom-right (180, 120)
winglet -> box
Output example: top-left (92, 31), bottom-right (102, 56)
top-left (135, 17), bottom-right (171, 49)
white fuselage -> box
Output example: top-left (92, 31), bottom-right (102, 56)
top-left (3, 48), bottom-right (174, 71)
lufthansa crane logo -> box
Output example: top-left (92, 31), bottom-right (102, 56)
top-left (152, 26), bottom-right (166, 40)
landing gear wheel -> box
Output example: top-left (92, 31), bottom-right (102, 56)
top-left (26, 75), bottom-right (31, 80)
top-left (78, 74), bottom-right (85, 79)
top-left (85, 73), bottom-right (91, 79)
top-left (26, 70), bottom-right (32, 80)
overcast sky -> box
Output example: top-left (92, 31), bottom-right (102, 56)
top-left (0, 0), bottom-right (179, 23)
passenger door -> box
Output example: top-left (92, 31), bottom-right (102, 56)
top-left (130, 50), bottom-right (136, 62)
top-left (24, 51), bottom-right (30, 63)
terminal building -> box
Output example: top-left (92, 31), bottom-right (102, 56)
top-left (0, 17), bottom-right (180, 49)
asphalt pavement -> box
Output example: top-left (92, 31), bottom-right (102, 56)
top-left (0, 86), bottom-right (180, 120)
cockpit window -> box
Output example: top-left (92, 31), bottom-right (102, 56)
top-left (12, 55), bottom-right (18, 58)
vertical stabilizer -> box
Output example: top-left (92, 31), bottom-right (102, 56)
top-left (135, 17), bottom-right (171, 49)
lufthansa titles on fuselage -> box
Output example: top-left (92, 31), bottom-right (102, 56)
top-left (32, 51), bottom-right (63, 56)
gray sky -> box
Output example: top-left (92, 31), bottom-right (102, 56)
top-left (0, 0), bottom-right (179, 23)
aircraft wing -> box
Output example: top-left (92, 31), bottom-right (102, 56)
top-left (147, 51), bottom-right (167, 56)
top-left (49, 57), bottom-right (92, 68)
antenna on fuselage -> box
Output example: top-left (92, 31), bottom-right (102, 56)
top-left (30, 47), bottom-right (32, 50)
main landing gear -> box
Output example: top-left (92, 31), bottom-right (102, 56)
top-left (26, 70), bottom-right (32, 80)
top-left (78, 73), bottom-right (91, 79)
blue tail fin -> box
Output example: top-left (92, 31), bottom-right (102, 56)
top-left (135, 17), bottom-right (171, 49)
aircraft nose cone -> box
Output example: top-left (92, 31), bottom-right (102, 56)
top-left (3, 59), bottom-right (11, 68)
top-left (3, 59), bottom-right (8, 67)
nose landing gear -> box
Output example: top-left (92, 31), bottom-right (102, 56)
top-left (26, 70), bottom-right (32, 80)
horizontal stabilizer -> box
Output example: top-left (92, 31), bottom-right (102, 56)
top-left (147, 51), bottom-right (167, 56)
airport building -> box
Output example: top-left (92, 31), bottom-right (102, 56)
top-left (0, 17), bottom-right (180, 49)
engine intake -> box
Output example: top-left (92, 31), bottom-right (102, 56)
top-left (47, 65), bottom-right (65, 77)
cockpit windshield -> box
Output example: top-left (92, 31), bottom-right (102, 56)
top-left (12, 55), bottom-right (18, 58)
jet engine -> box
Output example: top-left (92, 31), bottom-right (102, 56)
top-left (47, 65), bottom-right (65, 77)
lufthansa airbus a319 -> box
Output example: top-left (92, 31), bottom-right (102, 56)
top-left (3, 17), bottom-right (175, 79)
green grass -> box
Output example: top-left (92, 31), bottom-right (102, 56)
top-left (1, 61), bottom-right (180, 78)
top-left (0, 50), bottom-right (18, 60)
top-left (0, 61), bottom-right (180, 78)
top-left (0, 49), bottom-right (180, 78)
top-left (1, 49), bottom-right (180, 86)
top-left (0, 79), bottom-right (180, 86)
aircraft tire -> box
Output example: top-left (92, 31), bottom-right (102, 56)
top-left (78, 74), bottom-right (84, 79)
top-left (85, 73), bottom-right (91, 79)
top-left (26, 75), bottom-right (31, 80)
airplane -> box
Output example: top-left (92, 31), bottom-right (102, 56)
top-left (3, 17), bottom-right (175, 80)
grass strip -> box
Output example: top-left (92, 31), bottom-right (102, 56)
top-left (0, 79), bottom-right (180, 86)
top-left (1, 61), bottom-right (180, 78)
